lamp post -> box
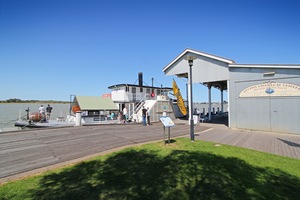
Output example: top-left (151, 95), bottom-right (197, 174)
top-left (185, 55), bottom-right (196, 141)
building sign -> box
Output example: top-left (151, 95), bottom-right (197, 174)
top-left (239, 82), bottom-right (300, 97)
top-left (102, 93), bottom-right (112, 98)
top-left (161, 104), bottom-right (169, 111)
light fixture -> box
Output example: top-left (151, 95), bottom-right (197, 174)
top-left (184, 55), bottom-right (197, 141)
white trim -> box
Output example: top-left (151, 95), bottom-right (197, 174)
top-left (227, 80), bottom-right (231, 128)
top-left (229, 64), bottom-right (300, 69)
top-left (163, 48), bottom-right (235, 72)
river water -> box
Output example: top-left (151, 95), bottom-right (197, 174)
top-left (0, 103), bottom-right (70, 132)
top-left (0, 102), bottom-right (228, 132)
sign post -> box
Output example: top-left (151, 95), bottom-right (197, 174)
top-left (160, 116), bottom-right (175, 144)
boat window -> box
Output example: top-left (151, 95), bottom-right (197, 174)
top-left (146, 88), bottom-right (150, 94)
top-left (157, 89), bottom-right (161, 95)
top-left (88, 111), bottom-right (99, 116)
top-left (132, 87), bottom-right (136, 93)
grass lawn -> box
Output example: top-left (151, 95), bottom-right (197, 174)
top-left (1, 138), bottom-right (300, 200)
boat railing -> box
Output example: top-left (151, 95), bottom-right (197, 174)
top-left (126, 93), bottom-right (152, 102)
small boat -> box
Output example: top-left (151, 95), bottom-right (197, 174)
top-left (14, 119), bottom-right (75, 128)
top-left (14, 108), bottom-right (75, 129)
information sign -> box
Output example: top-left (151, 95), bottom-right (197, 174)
top-left (160, 116), bottom-right (175, 127)
top-left (160, 116), bottom-right (175, 144)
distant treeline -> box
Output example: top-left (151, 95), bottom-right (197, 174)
top-left (0, 98), bottom-right (68, 104)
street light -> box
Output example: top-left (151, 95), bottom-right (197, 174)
top-left (185, 55), bottom-right (196, 141)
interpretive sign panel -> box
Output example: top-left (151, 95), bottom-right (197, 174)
top-left (160, 116), bottom-right (175, 127)
top-left (160, 116), bottom-right (175, 144)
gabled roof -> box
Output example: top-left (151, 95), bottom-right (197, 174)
top-left (163, 48), bottom-right (235, 72)
top-left (75, 96), bottom-right (118, 110)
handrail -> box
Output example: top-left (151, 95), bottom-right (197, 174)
top-left (134, 102), bottom-right (145, 113)
top-left (133, 94), bottom-right (149, 113)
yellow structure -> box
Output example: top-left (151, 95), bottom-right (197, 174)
top-left (172, 79), bottom-right (187, 115)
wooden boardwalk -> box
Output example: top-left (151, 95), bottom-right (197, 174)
top-left (195, 123), bottom-right (300, 159)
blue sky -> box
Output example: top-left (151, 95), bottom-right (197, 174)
top-left (1, 0), bottom-right (299, 102)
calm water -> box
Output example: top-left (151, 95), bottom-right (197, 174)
top-left (0, 103), bottom-right (70, 132)
top-left (0, 102), bottom-right (228, 132)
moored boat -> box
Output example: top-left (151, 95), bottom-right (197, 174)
top-left (14, 107), bottom-right (76, 129)
top-left (14, 119), bottom-right (75, 128)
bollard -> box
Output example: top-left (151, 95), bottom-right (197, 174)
top-left (75, 111), bottom-right (82, 126)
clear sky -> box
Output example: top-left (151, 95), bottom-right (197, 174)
top-left (1, 0), bottom-right (299, 102)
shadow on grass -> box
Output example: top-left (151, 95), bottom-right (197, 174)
top-left (164, 139), bottom-right (176, 144)
top-left (30, 149), bottom-right (300, 200)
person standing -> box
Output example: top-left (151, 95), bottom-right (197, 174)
top-left (39, 105), bottom-right (46, 121)
top-left (39, 105), bottom-right (45, 114)
top-left (123, 107), bottom-right (128, 123)
top-left (146, 107), bottom-right (151, 125)
top-left (117, 111), bottom-right (122, 123)
top-left (110, 112), bottom-right (115, 120)
top-left (142, 106), bottom-right (147, 126)
top-left (46, 104), bottom-right (53, 120)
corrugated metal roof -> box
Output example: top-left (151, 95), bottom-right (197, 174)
top-left (75, 96), bottom-right (118, 110)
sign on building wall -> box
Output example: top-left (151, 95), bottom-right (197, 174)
top-left (239, 81), bottom-right (300, 97)
top-left (102, 93), bottom-right (112, 98)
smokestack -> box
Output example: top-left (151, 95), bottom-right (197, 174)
top-left (138, 72), bottom-right (143, 86)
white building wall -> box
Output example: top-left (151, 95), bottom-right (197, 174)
top-left (229, 67), bottom-right (300, 134)
top-left (192, 56), bottom-right (229, 82)
top-left (164, 55), bottom-right (230, 83)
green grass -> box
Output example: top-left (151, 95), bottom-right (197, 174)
top-left (1, 138), bottom-right (300, 200)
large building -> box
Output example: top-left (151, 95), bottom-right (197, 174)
top-left (163, 48), bottom-right (300, 134)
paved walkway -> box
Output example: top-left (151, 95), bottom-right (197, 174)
top-left (193, 122), bottom-right (300, 159)
top-left (0, 123), bottom-right (207, 184)
top-left (1, 121), bottom-right (299, 184)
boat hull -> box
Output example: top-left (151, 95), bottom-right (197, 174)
top-left (15, 120), bottom-right (74, 128)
